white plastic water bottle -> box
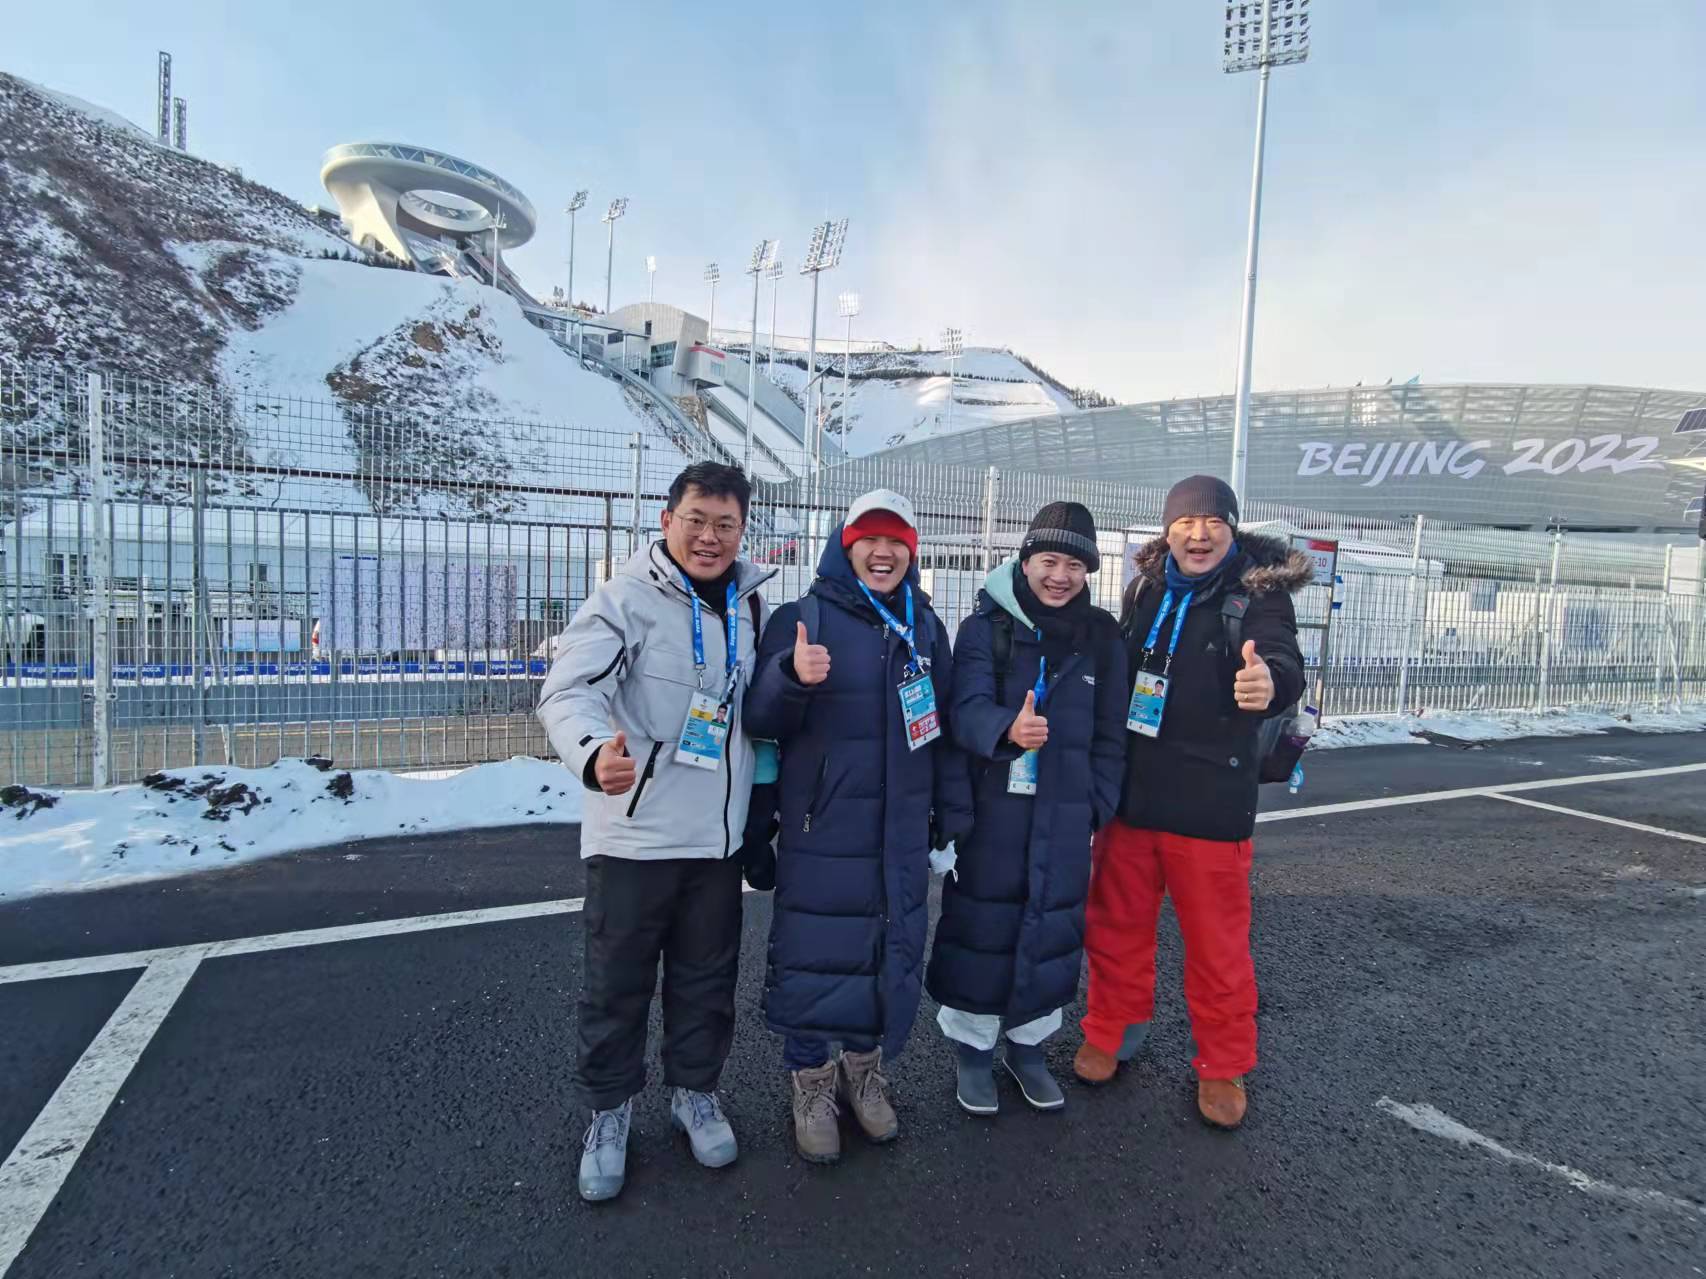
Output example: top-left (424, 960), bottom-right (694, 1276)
top-left (1287, 763), bottom-right (1304, 795)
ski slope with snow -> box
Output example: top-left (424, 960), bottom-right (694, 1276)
top-left (755, 348), bottom-right (1079, 456)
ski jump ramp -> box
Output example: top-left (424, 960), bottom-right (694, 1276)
top-left (320, 142), bottom-right (537, 267)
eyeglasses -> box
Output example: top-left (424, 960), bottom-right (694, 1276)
top-left (673, 513), bottom-right (744, 541)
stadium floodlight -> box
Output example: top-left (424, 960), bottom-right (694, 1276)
top-left (765, 247), bottom-right (784, 372)
top-left (565, 189), bottom-right (588, 309)
top-left (743, 240), bottom-right (778, 472)
top-left (1222, 0), bottom-right (1312, 505)
top-left (798, 218), bottom-right (850, 485)
top-left (942, 327), bottom-right (964, 436)
top-left (838, 292), bottom-right (862, 427)
top-left (646, 255), bottom-right (658, 304)
top-left (602, 197), bottom-right (629, 312)
top-left (705, 262), bottom-right (721, 335)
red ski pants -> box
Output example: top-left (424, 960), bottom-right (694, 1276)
top-left (1081, 819), bottom-right (1257, 1078)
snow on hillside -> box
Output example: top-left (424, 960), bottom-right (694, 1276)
top-left (0, 71), bottom-right (678, 515)
top-left (752, 348), bottom-right (1080, 455)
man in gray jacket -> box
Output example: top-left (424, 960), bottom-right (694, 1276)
top-left (537, 461), bottom-right (774, 1202)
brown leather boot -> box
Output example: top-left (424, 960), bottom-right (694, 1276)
top-left (1197, 1076), bottom-right (1247, 1129)
top-left (791, 1062), bottom-right (841, 1164)
top-left (837, 1048), bottom-right (899, 1143)
top-left (1073, 1039), bottom-right (1118, 1085)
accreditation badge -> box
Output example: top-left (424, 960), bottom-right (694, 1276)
top-left (1007, 748), bottom-right (1039, 796)
top-left (676, 691), bottom-right (730, 769)
top-left (1126, 671), bottom-right (1170, 738)
top-left (898, 672), bottom-right (942, 750)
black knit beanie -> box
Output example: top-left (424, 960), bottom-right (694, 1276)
top-left (1161, 475), bottom-right (1239, 531)
top-left (1020, 501), bottom-right (1100, 572)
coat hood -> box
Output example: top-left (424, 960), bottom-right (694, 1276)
top-left (625, 540), bottom-right (776, 600)
top-left (817, 522), bottom-right (925, 596)
top-left (1129, 530), bottom-right (1312, 597)
top-left (978, 557), bottom-right (1034, 627)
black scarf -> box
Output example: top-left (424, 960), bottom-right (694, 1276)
top-left (1012, 563), bottom-right (1091, 665)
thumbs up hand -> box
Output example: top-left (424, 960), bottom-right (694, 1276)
top-left (793, 620), bottom-right (832, 686)
top-left (1008, 689), bottom-right (1050, 750)
top-left (1234, 640), bottom-right (1275, 712)
top-left (594, 731), bottom-right (637, 795)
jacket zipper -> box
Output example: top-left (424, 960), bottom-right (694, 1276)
top-left (802, 756), bottom-right (829, 833)
top-left (625, 741), bottom-right (664, 819)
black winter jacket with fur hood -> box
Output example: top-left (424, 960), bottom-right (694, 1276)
top-left (1117, 531), bottom-right (1310, 842)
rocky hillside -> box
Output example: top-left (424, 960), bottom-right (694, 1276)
top-left (0, 72), bottom-right (668, 517)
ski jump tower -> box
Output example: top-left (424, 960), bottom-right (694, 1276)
top-left (320, 142), bottom-right (537, 270)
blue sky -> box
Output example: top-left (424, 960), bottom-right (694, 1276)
top-left (9, 1), bottom-right (1704, 403)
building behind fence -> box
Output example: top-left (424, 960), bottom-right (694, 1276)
top-left (3, 363), bottom-right (1703, 788)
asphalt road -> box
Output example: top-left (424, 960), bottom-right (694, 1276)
top-left (2, 731), bottom-right (1703, 1278)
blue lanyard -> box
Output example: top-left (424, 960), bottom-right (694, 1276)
top-left (683, 572), bottom-right (740, 696)
top-left (1142, 590), bottom-right (1194, 674)
top-left (1031, 631), bottom-right (1051, 711)
top-left (856, 581), bottom-right (923, 675)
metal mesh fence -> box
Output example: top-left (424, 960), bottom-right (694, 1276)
top-left (3, 360), bottom-right (1702, 787)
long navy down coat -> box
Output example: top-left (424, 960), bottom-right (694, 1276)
top-left (744, 532), bottom-right (973, 1057)
top-left (925, 560), bottom-right (1127, 1026)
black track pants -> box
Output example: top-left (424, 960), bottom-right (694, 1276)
top-left (575, 855), bottom-right (744, 1111)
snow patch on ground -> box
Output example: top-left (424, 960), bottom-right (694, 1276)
top-left (0, 757), bottom-right (581, 902)
top-left (1315, 703), bottom-right (1706, 750)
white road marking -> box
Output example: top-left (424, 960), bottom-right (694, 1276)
top-left (1486, 793), bottom-right (1706, 845)
top-left (0, 896), bottom-right (587, 986)
top-left (0, 882), bottom-right (760, 986)
top-left (1376, 1097), bottom-right (1706, 1221)
top-left (1259, 760), bottom-right (1706, 824)
top-left (0, 956), bottom-right (201, 1275)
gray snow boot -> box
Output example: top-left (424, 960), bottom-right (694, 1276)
top-left (953, 1040), bottom-right (998, 1116)
top-left (578, 1099), bottom-right (632, 1202)
top-left (1002, 1040), bottom-right (1065, 1111)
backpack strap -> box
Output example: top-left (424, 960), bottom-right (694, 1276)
top-left (1120, 576), bottom-right (1151, 638)
top-left (1219, 591), bottom-right (1249, 663)
top-left (991, 611), bottom-right (1015, 705)
top-left (747, 591), bottom-right (766, 642)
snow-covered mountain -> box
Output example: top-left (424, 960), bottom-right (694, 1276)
top-left (735, 346), bottom-right (1085, 456)
top-left (0, 71), bottom-right (667, 516)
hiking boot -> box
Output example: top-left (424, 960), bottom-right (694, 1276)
top-left (791, 1062), bottom-right (841, 1164)
top-left (578, 1099), bottom-right (632, 1202)
top-left (1198, 1076), bottom-right (1248, 1129)
top-left (953, 1040), bottom-right (998, 1116)
top-left (1074, 1023), bottom-right (1150, 1085)
top-left (670, 1088), bottom-right (739, 1168)
top-left (1002, 1041), bottom-right (1065, 1111)
top-left (838, 1047), bottom-right (899, 1143)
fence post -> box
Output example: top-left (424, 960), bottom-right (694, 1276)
top-left (1654, 545), bottom-right (1673, 707)
top-left (87, 373), bottom-right (113, 788)
top-left (1394, 513), bottom-right (1424, 716)
top-left (1538, 526), bottom-right (1562, 709)
top-left (980, 467), bottom-right (1000, 572)
top-left (192, 469), bottom-right (207, 765)
top-left (628, 431), bottom-right (645, 552)
top-left (602, 494), bottom-right (614, 582)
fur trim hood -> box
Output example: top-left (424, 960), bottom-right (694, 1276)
top-left (1129, 530), bottom-right (1313, 597)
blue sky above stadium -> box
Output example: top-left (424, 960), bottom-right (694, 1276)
top-left (10, 1), bottom-right (1703, 403)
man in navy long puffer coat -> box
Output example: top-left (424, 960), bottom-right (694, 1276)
top-left (744, 490), bottom-right (973, 1165)
top-left (926, 501), bottom-right (1127, 1115)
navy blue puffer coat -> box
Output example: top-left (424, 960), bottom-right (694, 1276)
top-left (744, 532), bottom-right (973, 1057)
top-left (925, 560), bottom-right (1127, 1025)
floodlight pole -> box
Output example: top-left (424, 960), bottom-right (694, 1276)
top-left (744, 241), bottom-right (774, 474)
top-left (843, 313), bottom-right (854, 422)
top-left (605, 219), bottom-right (616, 312)
top-left (807, 269), bottom-right (822, 471)
top-left (568, 207), bottom-right (577, 305)
top-left (767, 262), bottom-right (782, 373)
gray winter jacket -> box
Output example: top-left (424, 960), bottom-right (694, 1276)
top-left (537, 541), bottom-right (776, 861)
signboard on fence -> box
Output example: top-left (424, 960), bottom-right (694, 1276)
top-left (1290, 536), bottom-right (1339, 587)
top-left (320, 556), bottom-right (516, 653)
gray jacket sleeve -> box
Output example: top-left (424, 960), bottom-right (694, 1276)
top-left (536, 585), bottom-right (629, 781)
